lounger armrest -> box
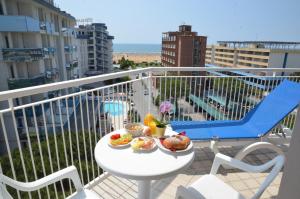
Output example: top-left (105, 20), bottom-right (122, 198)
top-left (0, 166), bottom-right (83, 192)
top-left (235, 142), bottom-right (284, 161)
top-left (210, 153), bottom-right (284, 175)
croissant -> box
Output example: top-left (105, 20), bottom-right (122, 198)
top-left (162, 135), bottom-right (190, 150)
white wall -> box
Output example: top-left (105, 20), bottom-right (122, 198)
top-left (268, 52), bottom-right (285, 68)
top-left (268, 51), bottom-right (300, 75)
top-left (76, 38), bottom-right (88, 77)
top-left (285, 53), bottom-right (300, 69)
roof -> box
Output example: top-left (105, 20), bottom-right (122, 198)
top-left (33, 0), bottom-right (76, 20)
top-left (217, 41), bottom-right (300, 49)
top-left (217, 41), bottom-right (300, 45)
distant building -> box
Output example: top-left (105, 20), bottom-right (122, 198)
top-left (77, 23), bottom-right (114, 75)
top-left (161, 25), bottom-right (207, 67)
top-left (75, 31), bottom-right (89, 78)
top-left (206, 41), bottom-right (300, 75)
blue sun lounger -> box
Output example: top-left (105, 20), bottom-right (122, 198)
top-left (171, 80), bottom-right (300, 155)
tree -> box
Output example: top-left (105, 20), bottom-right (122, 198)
top-left (119, 56), bottom-right (134, 70)
top-left (155, 78), bottom-right (190, 103)
top-left (127, 109), bottom-right (141, 123)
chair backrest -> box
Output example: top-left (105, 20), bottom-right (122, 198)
top-left (243, 80), bottom-right (300, 136)
top-left (0, 166), bottom-right (83, 198)
top-left (0, 176), bottom-right (13, 199)
top-left (0, 164), bottom-right (13, 199)
top-left (251, 155), bottom-right (285, 199)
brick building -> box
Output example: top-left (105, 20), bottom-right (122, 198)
top-left (161, 25), bottom-right (207, 67)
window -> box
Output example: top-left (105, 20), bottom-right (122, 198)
top-left (15, 98), bottom-right (20, 106)
top-left (10, 65), bottom-right (15, 78)
top-left (0, 2), bottom-right (3, 15)
top-left (5, 36), bottom-right (9, 48)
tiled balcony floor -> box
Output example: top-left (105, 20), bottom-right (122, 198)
top-left (89, 146), bottom-right (286, 199)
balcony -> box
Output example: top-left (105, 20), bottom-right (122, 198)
top-left (1, 48), bottom-right (45, 62)
top-left (66, 60), bottom-right (79, 70)
top-left (0, 67), bottom-right (299, 199)
top-left (1, 47), bottom-right (56, 62)
top-left (40, 21), bottom-right (57, 35)
top-left (45, 68), bottom-right (59, 79)
top-left (61, 27), bottom-right (76, 37)
top-left (64, 45), bottom-right (77, 53)
top-left (7, 74), bottom-right (48, 90)
top-left (0, 15), bottom-right (40, 32)
top-left (43, 47), bottom-right (56, 57)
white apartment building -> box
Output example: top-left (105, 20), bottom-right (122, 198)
top-left (206, 41), bottom-right (300, 75)
top-left (0, 0), bottom-right (88, 153)
top-left (77, 23), bottom-right (114, 75)
top-left (0, 0), bottom-right (87, 101)
top-left (75, 33), bottom-right (89, 78)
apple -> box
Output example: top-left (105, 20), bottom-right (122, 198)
top-left (143, 126), bottom-right (152, 136)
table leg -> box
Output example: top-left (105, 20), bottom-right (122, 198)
top-left (137, 180), bottom-right (151, 199)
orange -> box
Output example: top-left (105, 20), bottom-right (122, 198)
top-left (148, 121), bottom-right (157, 134)
top-left (143, 113), bottom-right (154, 126)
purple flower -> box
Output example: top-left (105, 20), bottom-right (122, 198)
top-left (159, 101), bottom-right (173, 114)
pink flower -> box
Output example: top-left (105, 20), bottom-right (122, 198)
top-left (159, 101), bottom-right (173, 114)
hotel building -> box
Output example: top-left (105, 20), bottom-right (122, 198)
top-left (0, 0), bottom-right (88, 153)
top-left (206, 41), bottom-right (300, 75)
top-left (77, 23), bottom-right (114, 75)
top-left (161, 25), bottom-right (207, 67)
top-left (0, 0), bottom-right (88, 100)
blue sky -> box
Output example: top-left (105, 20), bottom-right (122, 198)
top-left (55, 0), bottom-right (300, 44)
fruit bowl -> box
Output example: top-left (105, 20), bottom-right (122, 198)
top-left (124, 123), bottom-right (144, 137)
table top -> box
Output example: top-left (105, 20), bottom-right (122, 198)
top-left (94, 128), bottom-right (195, 181)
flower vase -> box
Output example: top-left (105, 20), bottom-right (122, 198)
top-left (154, 126), bottom-right (166, 138)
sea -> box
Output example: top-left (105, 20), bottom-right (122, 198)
top-left (113, 43), bottom-right (161, 54)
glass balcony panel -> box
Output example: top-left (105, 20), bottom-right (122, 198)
top-left (2, 48), bottom-right (45, 62)
top-left (64, 45), bottom-right (77, 53)
top-left (0, 15), bottom-right (40, 32)
top-left (7, 75), bottom-right (47, 90)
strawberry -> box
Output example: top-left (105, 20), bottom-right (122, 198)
top-left (111, 134), bottom-right (121, 140)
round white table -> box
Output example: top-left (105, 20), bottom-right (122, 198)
top-left (94, 128), bottom-right (195, 199)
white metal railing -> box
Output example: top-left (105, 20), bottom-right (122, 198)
top-left (0, 67), bottom-right (299, 199)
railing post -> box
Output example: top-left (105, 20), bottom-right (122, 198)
top-left (8, 98), bottom-right (14, 110)
top-left (148, 71), bottom-right (152, 113)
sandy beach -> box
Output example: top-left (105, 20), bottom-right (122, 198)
top-left (113, 53), bottom-right (161, 63)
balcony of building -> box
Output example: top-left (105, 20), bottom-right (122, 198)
top-left (43, 47), bottom-right (56, 57)
top-left (1, 48), bottom-right (45, 62)
top-left (40, 21), bottom-right (58, 35)
top-left (0, 67), bottom-right (299, 199)
top-left (7, 74), bottom-right (51, 90)
top-left (64, 45), bottom-right (77, 54)
top-left (66, 60), bottom-right (79, 70)
top-left (45, 68), bottom-right (59, 80)
top-left (61, 27), bottom-right (76, 37)
top-left (0, 15), bottom-right (40, 32)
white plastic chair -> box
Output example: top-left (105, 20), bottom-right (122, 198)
top-left (0, 166), bottom-right (102, 199)
top-left (176, 153), bottom-right (285, 199)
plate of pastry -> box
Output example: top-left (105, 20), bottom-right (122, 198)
top-left (157, 132), bottom-right (193, 153)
